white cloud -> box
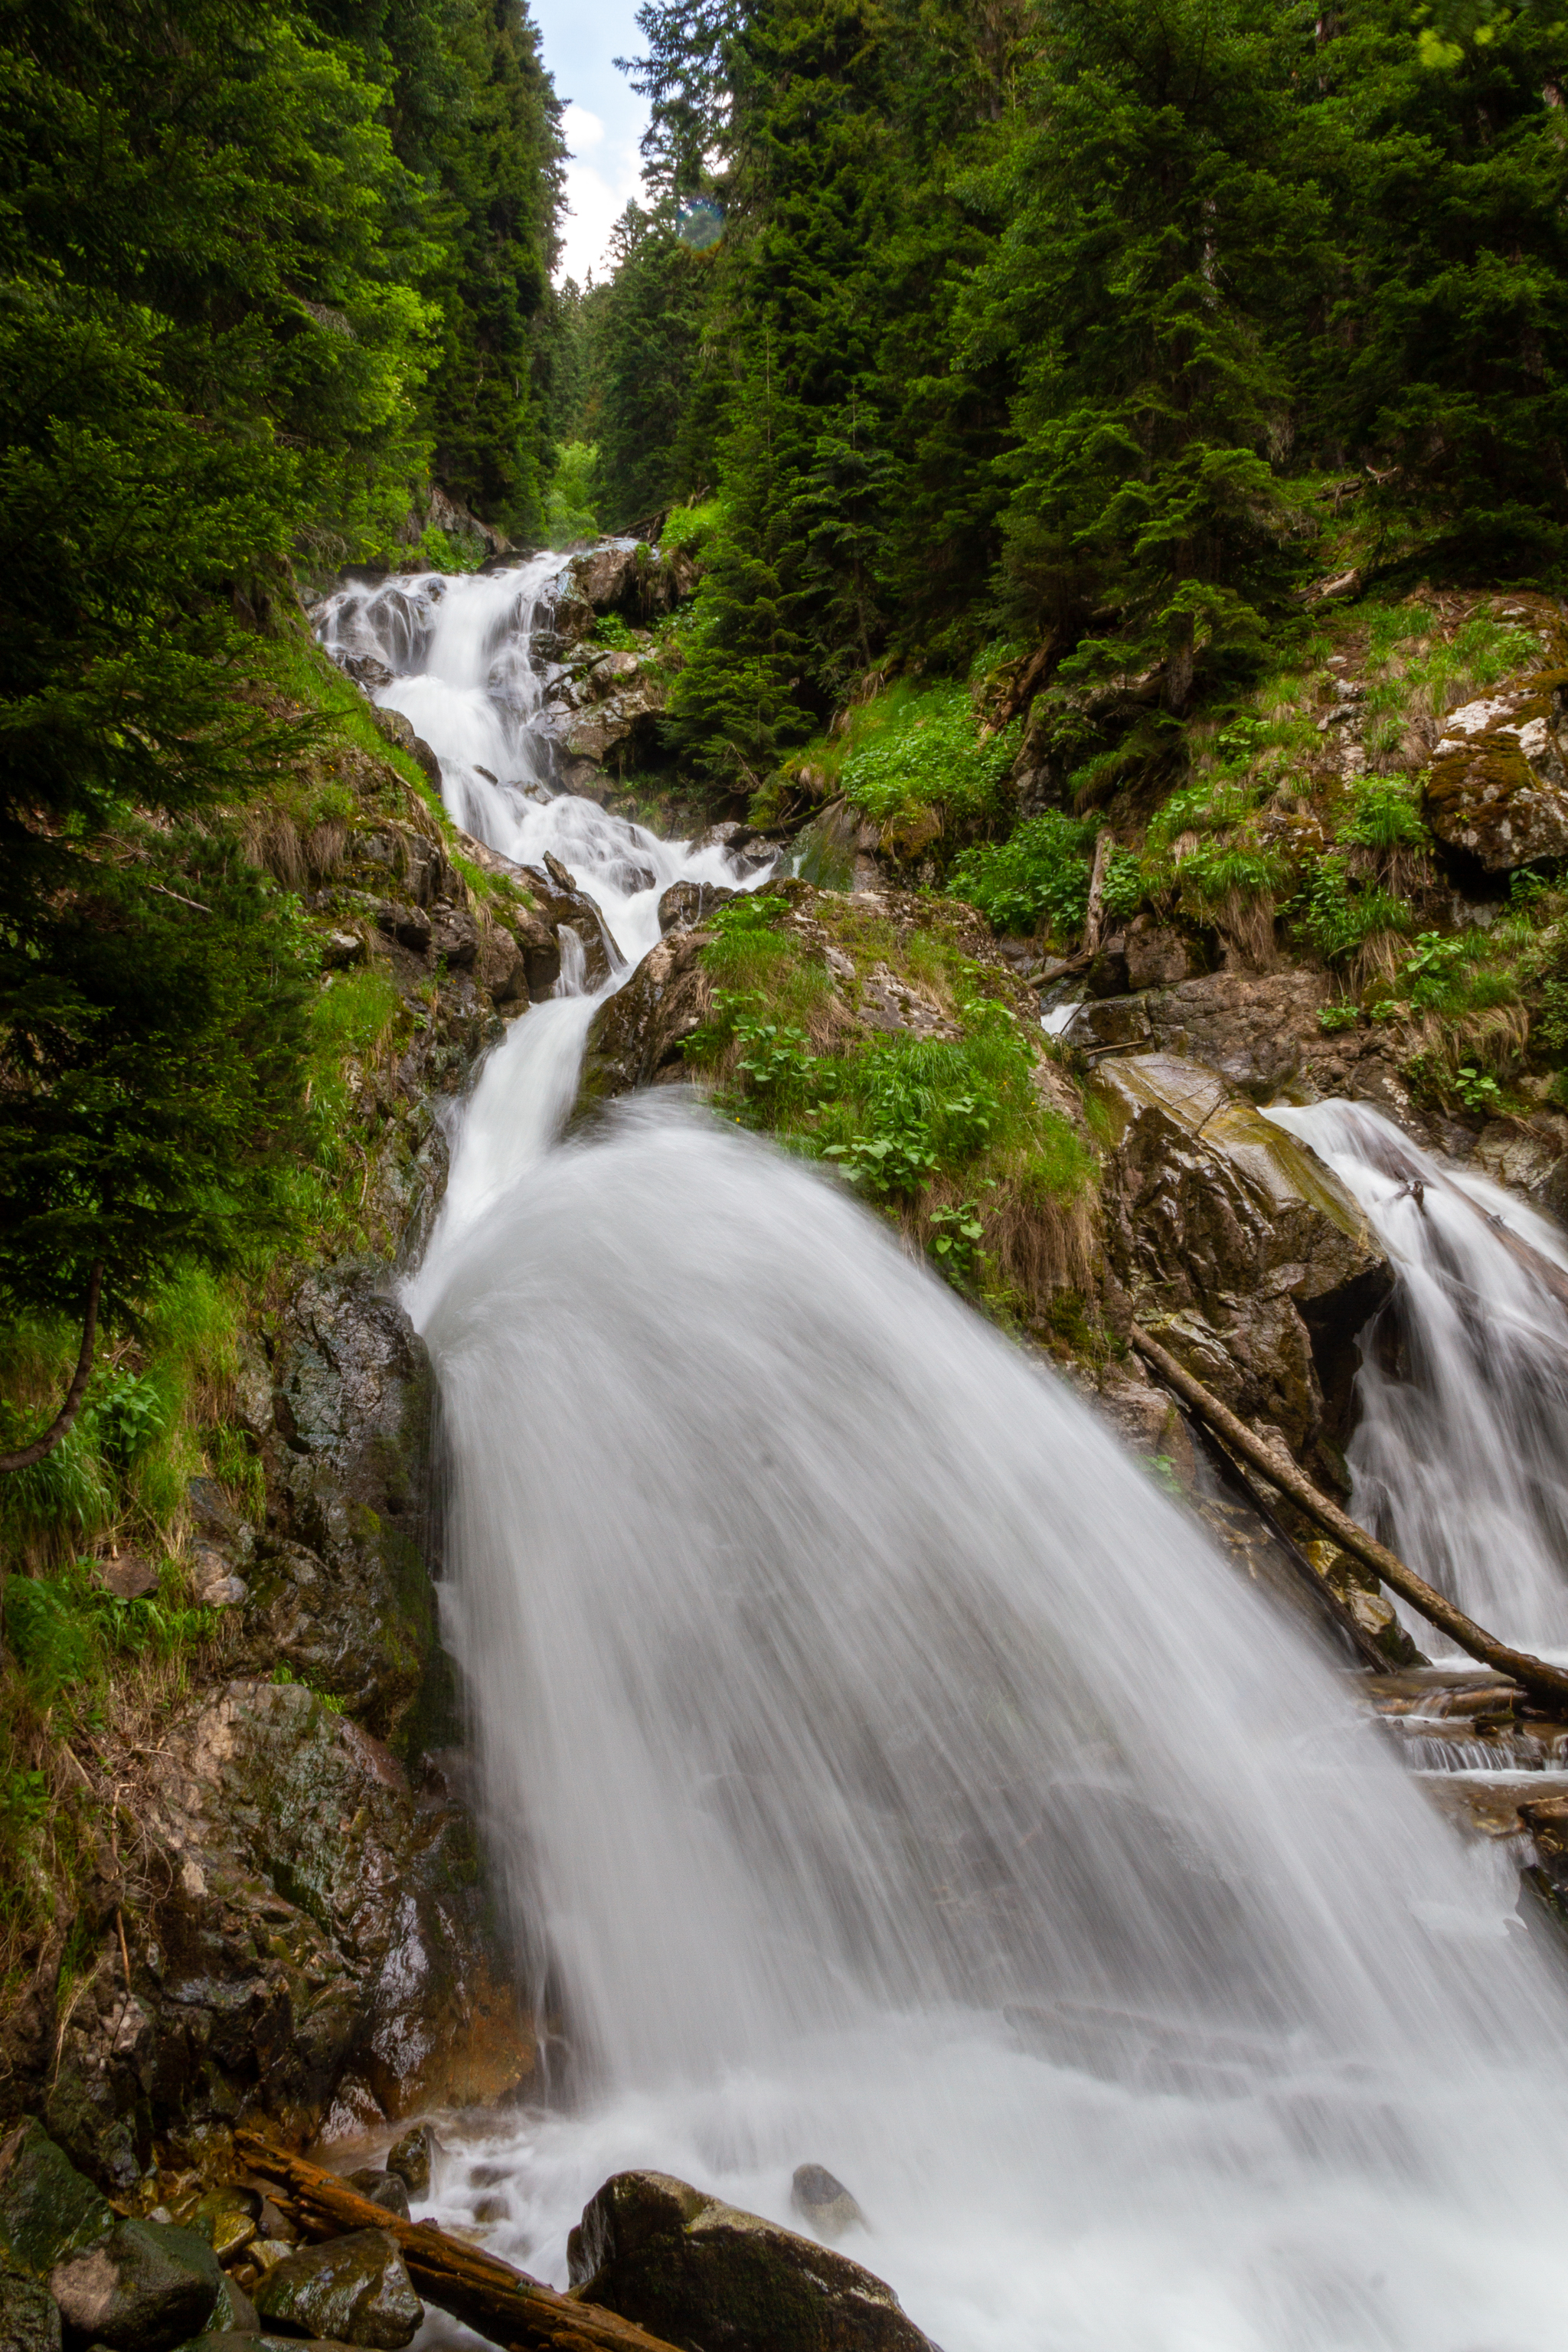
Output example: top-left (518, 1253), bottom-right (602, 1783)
top-left (557, 117), bottom-right (644, 286)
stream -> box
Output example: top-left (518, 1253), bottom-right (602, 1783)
top-left (316, 560), bottom-right (1568, 2352)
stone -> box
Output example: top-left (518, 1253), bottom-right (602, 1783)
top-left (345, 2171), bottom-right (410, 2222)
top-left (383, 2130), bottom-right (433, 2200)
top-left (658, 880), bottom-right (737, 935)
top-left (50, 2217), bottom-right (225, 2351)
top-left (94, 1552), bottom-right (160, 1602)
top-left (183, 2188), bottom-right (258, 2262)
top-left (476, 923), bottom-right (526, 1008)
top-left (567, 2172), bottom-right (931, 2352)
top-left (789, 2164), bottom-right (865, 2241)
top-left (1091, 1053), bottom-right (1391, 1473)
top-left (320, 932), bottom-right (366, 973)
top-left (580, 929), bottom-right (712, 1101)
top-left (253, 2230), bottom-right (422, 2350)
top-left (369, 709), bottom-right (443, 797)
top-left (0, 2122), bottom-right (113, 2281)
top-left (0, 2272), bottom-right (61, 2352)
top-left (428, 903), bottom-right (479, 971)
top-left (1424, 671), bottom-right (1568, 870)
top-left (518, 864), bottom-right (617, 990)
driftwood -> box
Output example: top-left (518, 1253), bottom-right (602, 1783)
top-left (233, 2131), bottom-right (684, 2352)
top-left (1082, 831), bottom-right (1114, 958)
top-left (1128, 1322), bottom-right (1568, 1713)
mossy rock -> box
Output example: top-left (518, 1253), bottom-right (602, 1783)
top-left (0, 2120), bottom-right (113, 2282)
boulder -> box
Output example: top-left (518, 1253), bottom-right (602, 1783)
top-left (1425, 670), bottom-right (1568, 870)
top-left (384, 2128), bottom-right (434, 2200)
top-left (567, 2173), bottom-right (931, 2352)
top-left (182, 2187), bottom-right (257, 2263)
top-left (253, 2230), bottom-right (422, 2350)
top-left (558, 675), bottom-right (667, 771)
top-left (368, 709), bottom-right (443, 798)
top-left (260, 1263), bottom-right (439, 1742)
top-left (579, 929), bottom-right (712, 1101)
top-left (789, 2165), bottom-right (865, 2242)
top-left (658, 880), bottom-right (737, 935)
top-left (0, 2122), bottom-right (113, 2280)
top-left (427, 903), bottom-right (479, 971)
top-left (1140, 969), bottom-right (1330, 1100)
top-left (475, 922), bottom-right (526, 1008)
top-left (1091, 1053), bottom-right (1391, 1472)
top-left (518, 865), bottom-right (617, 990)
top-left (50, 2217), bottom-right (224, 2352)
top-left (345, 2171), bottom-right (410, 2223)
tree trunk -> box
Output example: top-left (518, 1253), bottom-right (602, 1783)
top-left (233, 2132), bottom-right (687, 2352)
top-left (0, 1263), bottom-right (103, 1475)
top-left (1128, 1321), bottom-right (1568, 1713)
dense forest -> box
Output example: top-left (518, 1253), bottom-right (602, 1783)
top-left (562, 0), bottom-right (1567, 792)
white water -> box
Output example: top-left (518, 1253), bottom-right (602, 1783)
top-left (316, 557), bottom-right (753, 969)
top-left (338, 567), bottom-right (1568, 2349)
top-left (1272, 1099), bottom-right (1568, 1655)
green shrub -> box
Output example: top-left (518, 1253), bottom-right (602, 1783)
top-left (839, 685), bottom-right (1018, 826)
top-left (948, 812), bottom-right (1095, 936)
top-left (592, 612), bottom-right (638, 652)
top-left (544, 442), bottom-right (599, 549)
top-left (1298, 854), bottom-right (1414, 962)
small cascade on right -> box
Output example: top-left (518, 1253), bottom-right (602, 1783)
top-left (1270, 1098), bottom-right (1568, 1655)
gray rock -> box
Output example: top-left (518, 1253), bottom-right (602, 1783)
top-left (384, 2128), bottom-right (434, 2199)
top-left (345, 2171), bottom-right (410, 2222)
top-left (0, 2272), bottom-right (61, 2352)
top-left (253, 2230), bottom-right (422, 2350)
top-left (567, 2171), bottom-right (932, 2352)
top-left (789, 2163), bottom-right (865, 2241)
top-left (658, 880), bottom-right (737, 935)
top-left (370, 709), bottom-right (443, 796)
top-left (50, 2217), bottom-right (224, 2352)
top-left (0, 2122), bottom-right (113, 2280)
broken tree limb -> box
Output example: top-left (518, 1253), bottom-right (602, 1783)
top-left (0, 1263), bottom-right (103, 1474)
top-left (233, 2131), bottom-right (684, 2352)
top-left (1127, 1321), bottom-right (1568, 1713)
top-left (1082, 831), bottom-right (1113, 958)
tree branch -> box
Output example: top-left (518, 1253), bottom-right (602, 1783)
top-left (0, 1263), bottom-right (104, 1474)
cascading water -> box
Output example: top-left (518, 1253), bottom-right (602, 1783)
top-left (328, 567), bottom-right (1568, 2348)
top-left (1271, 1099), bottom-right (1568, 1656)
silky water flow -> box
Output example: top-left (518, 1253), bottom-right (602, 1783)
top-left (1272, 1098), bottom-right (1568, 1658)
top-left (320, 565), bottom-right (1568, 2351)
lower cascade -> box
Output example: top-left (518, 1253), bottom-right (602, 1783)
top-left (348, 570), bottom-right (1568, 2352)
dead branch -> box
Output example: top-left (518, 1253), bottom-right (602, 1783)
top-left (0, 1263), bottom-right (103, 1473)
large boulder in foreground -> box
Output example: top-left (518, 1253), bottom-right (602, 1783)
top-left (49, 2215), bottom-right (226, 2350)
top-left (253, 2228), bottom-right (423, 2349)
top-left (0, 2120), bottom-right (113, 2279)
top-left (1092, 1053), bottom-right (1391, 1475)
top-left (567, 2172), bottom-right (933, 2352)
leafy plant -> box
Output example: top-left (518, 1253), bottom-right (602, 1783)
top-left (928, 1200), bottom-right (987, 1282)
top-left (948, 813), bottom-right (1095, 936)
top-left (593, 612), bottom-right (639, 652)
top-left (1455, 1064), bottom-right (1504, 1116)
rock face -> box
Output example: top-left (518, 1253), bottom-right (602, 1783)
top-left (134, 1678), bottom-right (534, 2143)
top-left (1425, 669), bottom-right (1568, 869)
top-left (567, 2173), bottom-right (933, 2352)
top-left (518, 862), bottom-right (619, 989)
top-left (1092, 1054), bottom-right (1391, 1473)
top-left (0, 2122), bottom-right (113, 2279)
top-left (254, 2229), bottom-right (423, 2349)
top-left (259, 1264), bottom-right (441, 1746)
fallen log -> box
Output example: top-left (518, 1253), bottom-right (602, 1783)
top-left (1128, 1321), bottom-right (1568, 1714)
top-left (233, 2131), bottom-right (684, 2352)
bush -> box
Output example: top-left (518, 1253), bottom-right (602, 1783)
top-left (839, 685), bottom-right (1018, 826)
top-left (948, 812), bottom-right (1095, 936)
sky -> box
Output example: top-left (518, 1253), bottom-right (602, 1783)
top-left (530, 0), bottom-right (652, 284)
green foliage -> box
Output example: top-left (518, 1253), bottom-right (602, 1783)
top-left (1297, 854), bottom-right (1415, 962)
top-left (3, 1561), bottom-right (213, 1712)
top-left (838, 688), bottom-right (1018, 827)
top-left (1455, 1063), bottom-right (1505, 1116)
top-left (593, 613), bottom-right (640, 652)
top-left (948, 815), bottom-right (1095, 937)
top-left (927, 1200), bottom-right (988, 1284)
top-left (544, 442), bottom-right (601, 548)
top-left (1340, 776), bottom-right (1429, 854)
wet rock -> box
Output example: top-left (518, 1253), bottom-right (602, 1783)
top-left (567, 2172), bottom-right (930, 2352)
top-left (658, 880), bottom-right (737, 935)
top-left (1425, 671), bottom-right (1568, 870)
top-left (253, 2230), bottom-right (422, 2350)
top-left (345, 2171), bottom-right (410, 2222)
top-left (580, 929), bottom-right (712, 1100)
top-left (142, 1677), bottom-right (535, 2138)
top-left (384, 2130), bottom-right (434, 2200)
top-left (261, 1263), bottom-right (439, 1742)
top-left (1141, 969), bottom-right (1329, 1099)
top-left (789, 2164), bottom-right (865, 2241)
top-left (0, 2274), bottom-right (60, 2352)
top-left (0, 2122), bottom-right (113, 2279)
top-left (368, 710), bottom-right (443, 797)
top-left (50, 2217), bottom-right (225, 2351)
top-left (518, 865), bottom-right (616, 990)
top-left (1092, 1053), bottom-right (1392, 1472)
top-left (559, 678), bottom-right (667, 771)
top-left (182, 2187), bottom-right (258, 2263)
top-left (475, 923), bottom-right (526, 1008)
top-left (336, 653), bottom-right (394, 694)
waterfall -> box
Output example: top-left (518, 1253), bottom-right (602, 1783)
top-left (333, 564), bottom-right (1568, 2350)
top-left (1271, 1099), bottom-right (1568, 1656)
